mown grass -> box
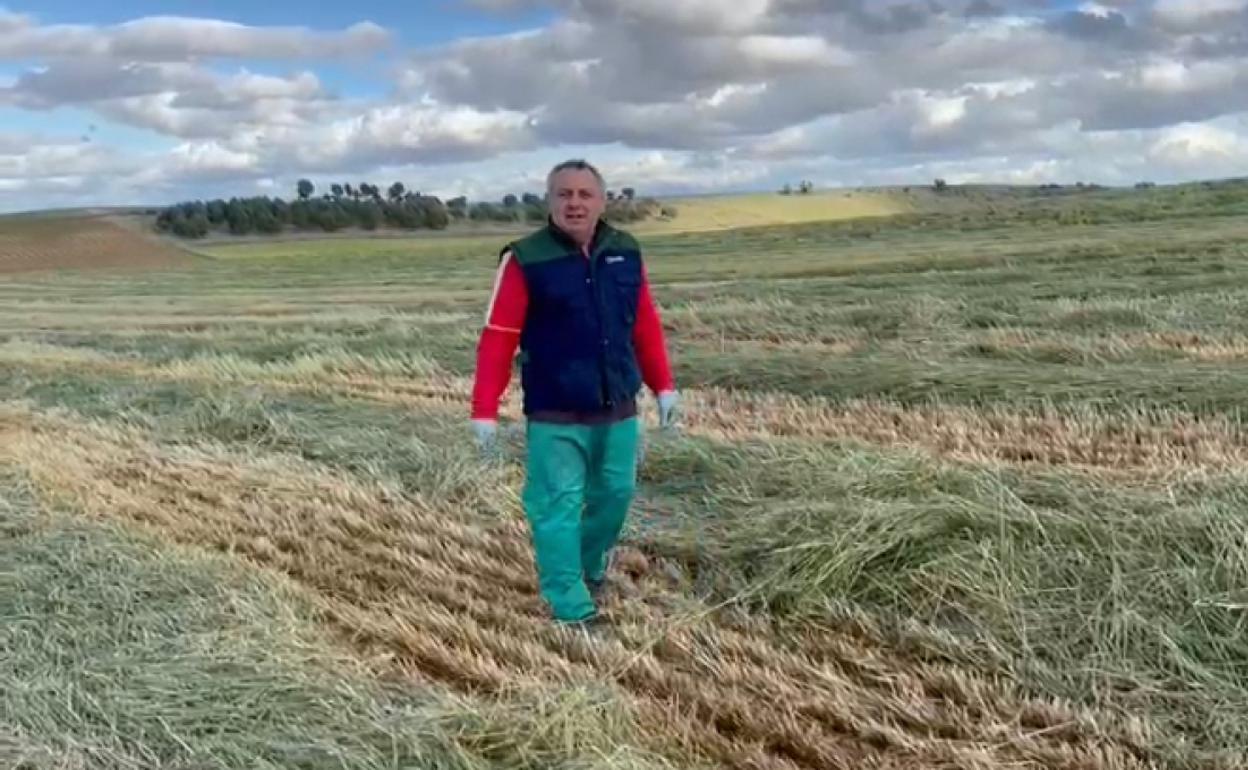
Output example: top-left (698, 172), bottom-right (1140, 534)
top-left (637, 435), bottom-right (1248, 754)
top-left (4, 182), bottom-right (1248, 768)
top-left (0, 466), bottom-right (679, 770)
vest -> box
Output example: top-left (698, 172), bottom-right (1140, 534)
top-left (503, 220), bottom-right (644, 418)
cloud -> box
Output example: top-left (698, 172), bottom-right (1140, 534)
top-left (289, 103), bottom-right (537, 170)
top-left (1047, 8), bottom-right (1151, 48)
top-left (0, 13), bottom-right (390, 61)
top-left (149, 141), bottom-right (261, 181)
top-left (402, 0), bottom-right (1248, 160)
top-left (0, 131), bottom-right (137, 201)
top-left (578, 0), bottom-right (774, 34)
top-left (109, 102), bottom-right (537, 195)
top-left (4, 1), bottom-right (1248, 213)
top-left (1148, 120), bottom-right (1248, 168)
top-left (1, 57), bottom-right (341, 144)
top-left (1153, 0), bottom-right (1248, 31)
top-left (4, 60), bottom-right (217, 109)
top-left (735, 35), bottom-right (853, 67)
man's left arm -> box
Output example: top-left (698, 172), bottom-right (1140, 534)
top-left (632, 263), bottom-right (679, 425)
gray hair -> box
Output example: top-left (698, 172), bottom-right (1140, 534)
top-left (546, 159), bottom-right (605, 198)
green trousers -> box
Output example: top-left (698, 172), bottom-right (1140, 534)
top-left (522, 417), bottom-right (639, 622)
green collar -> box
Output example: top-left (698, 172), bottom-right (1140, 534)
top-left (545, 216), bottom-right (613, 254)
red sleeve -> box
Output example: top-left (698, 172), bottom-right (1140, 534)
top-left (471, 252), bottom-right (528, 420)
top-left (633, 263), bottom-right (675, 394)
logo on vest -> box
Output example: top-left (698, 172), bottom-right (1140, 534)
top-left (605, 255), bottom-right (625, 264)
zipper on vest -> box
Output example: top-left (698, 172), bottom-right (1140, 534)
top-left (584, 246), bottom-right (612, 408)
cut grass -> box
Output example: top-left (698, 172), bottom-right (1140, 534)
top-left (13, 343), bottom-right (1248, 481)
top-left (0, 410), bottom-right (1188, 769)
top-left (0, 465), bottom-right (681, 770)
top-left (632, 449), bottom-right (1248, 769)
top-left (5, 185), bottom-right (1248, 768)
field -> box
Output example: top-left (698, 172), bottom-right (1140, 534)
top-left (3, 181), bottom-right (1248, 769)
top-left (0, 213), bottom-right (193, 275)
top-left (628, 190), bottom-right (908, 234)
top-left (197, 190), bottom-right (908, 260)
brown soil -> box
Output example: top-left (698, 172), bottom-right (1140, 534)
top-left (0, 215), bottom-right (194, 274)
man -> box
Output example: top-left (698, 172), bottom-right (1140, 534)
top-left (469, 159), bottom-right (679, 626)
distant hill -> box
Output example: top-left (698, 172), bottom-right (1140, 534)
top-left (629, 190), bottom-right (909, 234)
top-left (0, 212), bottom-right (195, 275)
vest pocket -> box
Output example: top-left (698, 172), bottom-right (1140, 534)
top-left (608, 268), bottom-right (641, 325)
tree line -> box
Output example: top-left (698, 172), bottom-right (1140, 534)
top-left (155, 179), bottom-right (675, 239)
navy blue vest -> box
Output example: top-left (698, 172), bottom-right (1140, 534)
top-left (504, 221), bottom-right (644, 419)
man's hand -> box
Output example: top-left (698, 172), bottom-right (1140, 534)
top-left (471, 419), bottom-right (499, 456)
top-left (657, 390), bottom-right (680, 430)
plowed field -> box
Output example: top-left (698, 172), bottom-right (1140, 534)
top-left (0, 214), bottom-right (193, 274)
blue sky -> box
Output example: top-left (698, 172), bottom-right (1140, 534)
top-left (3, 1), bottom-right (1248, 212)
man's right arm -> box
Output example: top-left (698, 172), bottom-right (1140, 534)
top-left (471, 251), bottom-right (528, 422)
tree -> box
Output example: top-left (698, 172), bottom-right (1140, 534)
top-left (169, 211), bottom-right (210, 238)
top-left (226, 199), bottom-right (253, 235)
top-left (359, 202), bottom-right (382, 230)
top-left (156, 180), bottom-right (670, 239)
top-left (206, 199), bottom-right (227, 224)
top-left (420, 197), bottom-right (451, 230)
top-left (253, 209), bottom-right (282, 234)
top-left (270, 199), bottom-right (290, 228)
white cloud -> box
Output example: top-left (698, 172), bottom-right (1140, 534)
top-left (588, 0), bottom-right (773, 34)
top-left (0, 11), bottom-right (29, 35)
top-left (736, 35), bottom-right (853, 67)
top-left (109, 102), bottom-right (537, 193)
top-left (5, 2), bottom-right (1248, 212)
top-left (296, 103), bottom-right (536, 169)
top-left (1153, 0), bottom-right (1248, 30)
top-left (1138, 58), bottom-right (1241, 94)
top-left (748, 124), bottom-right (814, 160)
top-left (1149, 121), bottom-right (1248, 166)
top-left (916, 93), bottom-right (969, 131)
top-left (1076, 3), bottom-right (1115, 18)
top-left (0, 132), bottom-right (141, 206)
top-left (164, 141), bottom-right (260, 175)
top-left (0, 14), bottom-right (390, 61)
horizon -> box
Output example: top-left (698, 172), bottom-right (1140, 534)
top-left (4, 1), bottom-right (1248, 214)
top-left (10, 175), bottom-right (1248, 219)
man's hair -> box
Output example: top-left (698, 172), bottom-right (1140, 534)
top-left (546, 159), bottom-right (605, 198)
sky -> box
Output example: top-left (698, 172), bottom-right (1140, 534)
top-left (3, 0), bottom-right (1248, 212)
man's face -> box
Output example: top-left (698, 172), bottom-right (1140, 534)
top-left (549, 168), bottom-right (605, 246)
